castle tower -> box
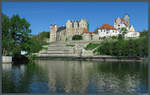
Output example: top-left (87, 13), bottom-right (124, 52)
top-left (74, 21), bottom-right (78, 29)
top-left (124, 14), bottom-right (130, 27)
top-left (50, 24), bottom-right (58, 42)
top-left (66, 20), bottom-right (73, 40)
top-left (79, 19), bottom-right (88, 29)
top-left (65, 19), bottom-right (88, 41)
top-left (124, 14), bottom-right (129, 22)
top-left (66, 20), bottom-right (72, 29)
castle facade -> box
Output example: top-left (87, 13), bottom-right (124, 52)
top-left (50, 14), bottom-right (140, 42)
top-left (50, 19), bottom-right (89, 42)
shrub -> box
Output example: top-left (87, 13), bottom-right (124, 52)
top-left (111, 36), bottom-right (117, 40)
top-left (85, 43), bottom-right (100, 50)
top-left (72, 35), bottom-right (83, 40)
top-left (95, 36), bottom-right (148, 57)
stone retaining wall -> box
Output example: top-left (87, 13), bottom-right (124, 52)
top-left (2, 56), bottom-right (12, 63)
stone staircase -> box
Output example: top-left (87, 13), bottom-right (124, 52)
top-left (35, 41), bottom-right (97, 57)
top-left (36, 41), bottom-right (76, 57)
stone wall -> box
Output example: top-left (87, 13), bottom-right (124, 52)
top-left (66, 28), bottom-right (84, 41)
top-left (83, 34), bottom-right (91, 41)
top-left (50, 25), bottom-right (58, 42)
top-left (92, 34), bottom-right (99, 41)
top-left (2, 56), bottom-right (12, 63)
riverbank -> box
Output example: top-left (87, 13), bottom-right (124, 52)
top-left (34, 56), bottom-right (147, 62)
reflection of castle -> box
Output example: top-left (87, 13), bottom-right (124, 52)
top-left (36, 60), bottom-right (140, 94)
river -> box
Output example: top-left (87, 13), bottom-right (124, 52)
top-left (2, 60), bottom-right (148, 95)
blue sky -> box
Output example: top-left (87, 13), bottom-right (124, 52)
top-left (2, 2), bottom-right (148, 35)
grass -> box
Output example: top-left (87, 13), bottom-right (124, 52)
top-left (84, 43), bottom-right (100, 50)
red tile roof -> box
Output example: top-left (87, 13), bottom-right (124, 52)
top-left (83, 28), bottom-right (89, 33)
top-left (83, 28), bottom-right (96, 34)
top-left (99, 24), bottom-right (116, 30)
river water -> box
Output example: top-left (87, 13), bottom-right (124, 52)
top-left (2, 60), bottom-right (148, 94)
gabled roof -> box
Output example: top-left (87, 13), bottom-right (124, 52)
top-left (114, 18), bottom-right (129, 26)
top-left (99, 24), bottom-right (116, 30)
top-left (114, 18), bottom-right (125, 22)
top-left (83, 28), bottom-right (96, 34)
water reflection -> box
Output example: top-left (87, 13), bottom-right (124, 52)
top-left (2, 60), bottom-right (148, 94)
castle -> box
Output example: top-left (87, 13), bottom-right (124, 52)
top-left (98, 14), bottom-right (140, 38)
top-left (50, 19), bottom-right (92, 42)
top-left (50, 14), bottom-right (140, 42)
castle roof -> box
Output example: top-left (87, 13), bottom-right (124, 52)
top-left (83, 28), bottom-right (96, 34)
top-left (114, 18), bottom-right (125, 22)
top-left (114, 17), bottom-right (129, 26)
top-left (99, 24), bottom-right (116, 30)
top-left (83, 28), bottom-right (89, 33)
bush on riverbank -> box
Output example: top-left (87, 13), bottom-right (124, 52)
top-left (84, 43), bottom-right (100, 50)
top-left (96, 34), bottom-right (148, 56)
top-left (86, 31), bottom-right (148, 57)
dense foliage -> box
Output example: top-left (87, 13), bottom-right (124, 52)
top-left (85, 31), bottom-right (148, 57)
top-left (94, 31), bottom-right (148, 57)
top-left (72, 35), bottom-right (83, 40)
top-left (2, 14), bottom-right (32, 56)
top-left (29, 32), bottom-right (49, 53)
top-left (2, 13), bottom-right (49, 57)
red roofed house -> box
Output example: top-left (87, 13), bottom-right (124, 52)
top-left (98, 14), bottom-right (140, 38)
top-left (98, 24), bottom-right (119, 38)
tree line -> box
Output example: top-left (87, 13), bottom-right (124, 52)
top-left (85, 30), bottom-right (148, 57)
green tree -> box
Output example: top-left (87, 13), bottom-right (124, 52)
top-left (117, 34), bottom-right (123, 40)
top-left (2, 14), bottom-right (12, 56)
top-left (111, 36), bottom-right (117, 40)
top-left (120, 27), bottom-right (128, 37)
top-left (140, 30), bottom-right (148, 38)
top-left (2, 14), bottom-right (32, 56)
top-left (2, 13), bottom-right (50, 61)
top-left (72, 35), bottom-right (83, 40)
top-left (9, 14), bottom-right (32, 56)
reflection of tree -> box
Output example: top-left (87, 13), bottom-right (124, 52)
top-left (90, 61), bottom-right (148, 94)
top-left (2, 61), bottom-right (48, 93)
